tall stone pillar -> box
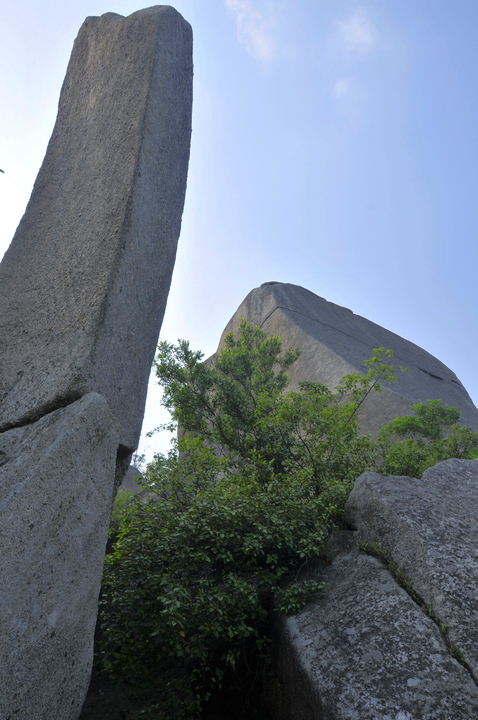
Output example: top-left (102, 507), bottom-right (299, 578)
top-left (0, 7), bottom-right (192, 719)
top-left (0, 5), bottom-right (193, 454)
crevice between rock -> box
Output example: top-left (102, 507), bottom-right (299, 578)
top-left (360, 541), bottom-right (478, 690)
top-left (260, 305), bottom-right (433, 380)
top-left (0, 392), bottom-right (134, 488)
top-left (418, 366), bottom-right (444, 381)
top-left (0, 391), bottom-right (84, 435)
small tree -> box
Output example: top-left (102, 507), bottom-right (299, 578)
top-left (376, 398), bottom-right (478, 478)
top-left (98, 322), bottom-right (478, 714)
top-left (97, 323), bottom-right (396, 711)
top-left (153, 321), bottom-right (395, 494)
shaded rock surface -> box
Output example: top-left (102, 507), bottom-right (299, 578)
top-left (117, 464), bottom-right (154, 501)
top-left (119, 465), bottom-right (144, 495)
top-left (0, 5), bottom-right (193, 452)
top-left (0, 393), bottom-right (119, 720)
top-left (344, 458), bottom-right (478, 682)
top-left (270, 531), bottom-right (478, 720)
top-left (215, 282), bottom-right (478, 436)
top-left (270, 460), bottom-right (478, 719)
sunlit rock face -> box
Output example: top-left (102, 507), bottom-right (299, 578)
top-left (213, 281), bottom-right (478, 436)
top-left (345, 458), bottom-right (478, 682)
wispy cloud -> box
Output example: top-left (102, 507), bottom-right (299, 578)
top-left (329, 8), bottom-right (379, 124)
top-left (334, 7), bottom-right (378, 59)
top-left (225, 0), bottom-right (275, 65)
top-left (334, 78), bottom-right (353, 100)
top-left (333, 76), bottom-right (366, 125)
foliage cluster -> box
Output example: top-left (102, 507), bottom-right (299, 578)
top-left (376, 399), bottom-right (478, 478)
top-left (109, 488), bottom-right (133, 536)
top-left (97, 322), bottom-right (478, 715)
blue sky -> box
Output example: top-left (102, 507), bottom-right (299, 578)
top-left (2, 1), bottom-right (478, 460)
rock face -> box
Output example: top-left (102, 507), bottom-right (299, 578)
top-left (0, 394), bottom-right (119, 720)
top-left (344, 459), bottom-right (478, 682)
top-left (119, 465), bottom-right (144, 496)
top-left (0, 8), bottom-right (192, 719)
top-left (270, 460), bottom-right (478, 719)
top-left (0, 6), bottom-right (193, 453)
top-left (271, 534), bottom-right (478, 720)
top-left (216, 282), bottom-right (478, 436)
top-left (219, 284), bottom-right (478, 716)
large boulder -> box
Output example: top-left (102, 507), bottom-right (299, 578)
top-left (214, 282), bottom-right (478, 436)
top-left (270, 531), bottom-right (478, 720)
top-left (269, 459), bottom-right (478, 718)
top-left (0, 393), bottom-right (119, 720)
top-left (0, 6), bottom-right (193, 453)
top-left (344, 459), bottom-right (478, 681)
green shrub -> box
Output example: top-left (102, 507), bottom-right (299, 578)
top-left (376, 399), bottom-right (478, 478)
top-left (109, 488), bottom-right (134, 536)
top-left (97, 322), bottom-right (478, 712)
top-left (97, 323), bottom-right (396, 709)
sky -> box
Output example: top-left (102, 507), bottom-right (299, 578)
top-left (2, 0), bottom-right (478, 462)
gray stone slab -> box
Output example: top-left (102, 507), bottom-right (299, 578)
top-left (214, 282), bottom-right (478, 436)
top-left (271, 533), bottom-right (478, 720)
top-left (0, 393), bottom-right (119, 720)
top-left (344, 459), bottom-right (478, 682)
top-left (119, 465), bottom-right (143, 495)
top-left (0, 6), bottom-right (193, 451)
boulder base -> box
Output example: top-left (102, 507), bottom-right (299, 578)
top-left (269, 531), bottom-right (478, 719)
top-left (344, 458), bottom-right (478, 681)
top-left (0, 393), bottom-right (119, 720)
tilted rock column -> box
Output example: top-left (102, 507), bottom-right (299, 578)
top-left (0, 5), bottom-right (193, 453)
top-left (0, 7), bottom-right (192, 719)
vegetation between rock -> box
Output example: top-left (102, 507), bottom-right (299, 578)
top-left (360, 541), bottom-right (468, 669)
top-left (95, 322), bottom-right (478, 718)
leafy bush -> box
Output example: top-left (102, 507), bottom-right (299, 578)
top-left (97, 324), bottom-right (394, 706)
top-left (97, 322), bottom-right (478, 713)
top-left (109, 488), bottom-right (134, 536)
top-left (377, 399), bottom-right (478, 478)
top-left (152, 321), bottom-right (394, 497)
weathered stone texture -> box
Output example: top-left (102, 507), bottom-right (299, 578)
top-left (0, 6), bottom-right (193, 451)
top-left (215, 282), bottom-right (478, 436)
top-left (344, 459), bottom-right (478, 682)
top-left (0, 393), bottom-right (119, 720)
top-left (271, 532), bottom-right (478, 720)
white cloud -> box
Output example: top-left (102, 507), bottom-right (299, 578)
top-left (225, 0), bottom-right (275, 65)
top-left (334, 7), bottom-right (378, 59)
